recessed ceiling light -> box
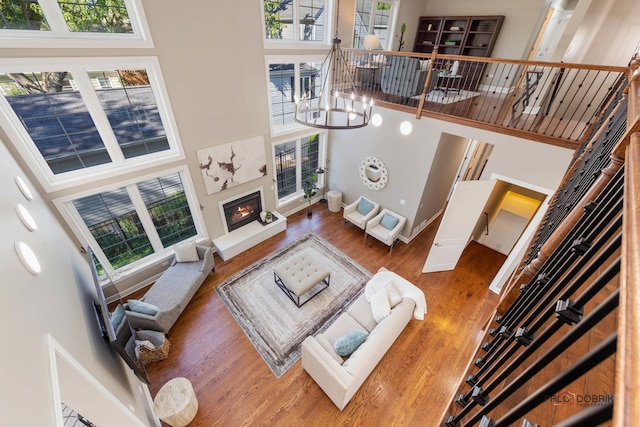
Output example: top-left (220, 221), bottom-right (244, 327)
top-left (14, 176), bottom-right (34, 201)
top-left (15, 203), bottom-right (37, 231)
top-left (371, 113), bottom-right (383, 127)
top-left (15, 241), bottom-right (41, 275)
top-left (400, 121), bottom-right (413, 135)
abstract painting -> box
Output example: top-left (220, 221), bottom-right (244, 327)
top-left (197, 136), bottom-right (268, 194)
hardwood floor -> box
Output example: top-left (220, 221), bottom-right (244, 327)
top-left (142, 205), bottom-right (506, 426)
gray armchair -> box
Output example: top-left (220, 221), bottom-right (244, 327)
top-left (380, 56), bottom-right (428, 100)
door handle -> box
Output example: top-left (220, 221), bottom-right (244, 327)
top-left (434, 242), bottom-right (442, 247)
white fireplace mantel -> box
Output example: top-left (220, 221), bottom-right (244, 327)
top-left (212, 211), bottom-right (287, 261)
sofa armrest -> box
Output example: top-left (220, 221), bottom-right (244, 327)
top-left (366, 211), bottom-right (384, 230)
top-left (343, 199), bottom-right (359, 216)
top-left (302, 336), bottom-right (353, 410)
top-left (196, 245), bottom-right (215, 274)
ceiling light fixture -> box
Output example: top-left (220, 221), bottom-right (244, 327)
top-left (294, 0), bottom-right (373, 130)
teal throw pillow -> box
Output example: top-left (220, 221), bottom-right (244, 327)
top-left (127, 299), bottom-right (159, 316)
top-left (110, 304), bottom-right (126, 328)
top-left (357, 198), bottom-right (374, 216)
top-left (380, 213), bottom-right (400, 230)
top-left (333, 330), bottom-right (369, 357)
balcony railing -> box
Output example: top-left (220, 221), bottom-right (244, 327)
top-left (340, 48), bottom-right (628, 148)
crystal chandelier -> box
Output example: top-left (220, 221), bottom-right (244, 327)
top-left (294, 1), bottom-right (373, 130)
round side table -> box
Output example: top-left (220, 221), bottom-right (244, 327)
top-left (153, 377), bottom-right (198, 427)
top-left (327, 190), bottom-right (343, 213)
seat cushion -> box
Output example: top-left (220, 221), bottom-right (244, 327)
top-left (357, 198), bottom-right (374, 215)
top-left (322, 312), bottom-right (368, 348)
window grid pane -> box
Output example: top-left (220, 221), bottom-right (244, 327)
top-left (138, 173), bottom-right (197, 248)
top-left (264, 0), bottom-right (292, 40)
top-left (373, 2), bottom-right (392, 49)
top-left (269, 63), bottom-right (295, 128)
top-left (0, 0), bottom-right (50, 30)
top-left (73, 188), bottom-right (153, 270)
top-left (301, 134), bottom-right (319, 184)
top-left (92, 69), bottom-right (170, 159)
top-left (275, 141), bottom-right (297, 199)
top-left (354, 0), bottom-right (372, 49)
top-left (1, 71), bottom-right (111, 174)
top-left (298, 0), bottom-right (325, 42)
top-left (56, 0), bottom-right (132, 33)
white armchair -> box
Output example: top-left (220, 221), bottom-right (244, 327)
top-left (365, 208), bottom-right (407, 253)
top-left (343, 196), bottom-right (380, 233)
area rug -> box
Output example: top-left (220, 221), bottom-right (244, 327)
top-left (421, 89), bottom-right (482, 104)
top-left (215, 232), bottom-right (372, 378)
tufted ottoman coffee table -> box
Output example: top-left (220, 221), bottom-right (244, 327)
top-left (273, 248), bottom-right (331, 307)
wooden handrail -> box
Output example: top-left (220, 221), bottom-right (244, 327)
top-left (613, 76), bottom-right (640, 427)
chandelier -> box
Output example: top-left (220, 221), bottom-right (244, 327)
top-left (294, 1), bottom-right (373, 130)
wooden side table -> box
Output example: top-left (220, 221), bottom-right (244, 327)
top-left (153, 377), bottom-right (198, 427)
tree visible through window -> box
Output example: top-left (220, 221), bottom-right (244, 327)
top-left (263, 0), bottom-right (326, 43)
top-left (71, 172), bottom-right (197, 272)
top-left (0, 0), bottom-right (132, 33)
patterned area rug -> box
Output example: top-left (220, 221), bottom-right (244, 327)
top-left (422, 89), bottom-right (482, 104)
top-left (215, 232), bottom-right (371, 378)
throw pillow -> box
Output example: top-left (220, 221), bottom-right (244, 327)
top-left (110, 304), bottom-right (125, 329)
top-left (369, 288), bottom-right (391, 322)
top-left (127, 299), bottom-right (159, 316)
top-left (174, 240), bottom-right (199, 263)
top-left (357, 198), bottom-right (374, 216)
top-left (333, 330), bottom-right (369, 357)
top-left (380, 212), bottom-right (400, 230)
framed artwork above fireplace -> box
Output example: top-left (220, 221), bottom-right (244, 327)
top-left (197, 136), bottom-right (268, 194)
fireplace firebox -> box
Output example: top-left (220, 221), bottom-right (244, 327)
top-left (222, 191), bottom-right (262, 232)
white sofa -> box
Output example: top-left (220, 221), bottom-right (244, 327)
top-left (365, 208), bottom-right (407, 253)
top-left (301, 268), bottom-right (426, 410)
top-left (343, 196), bottom-right (380, 233)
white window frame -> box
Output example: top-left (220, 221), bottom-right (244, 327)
top-left (0, 56), bottom-right (184, 192)
top-left (272, 130), bottom-right (327, 208)
top-left (0, 0), bottom-right (153, 48)
top-left (261, 0), bottom-right (333, 50)
top-left (53, 165), bottom-right (207, 282)
top-left (354, 0), bottom-right (399, 51)
top-left (265, 54), bottom-right (326, 136)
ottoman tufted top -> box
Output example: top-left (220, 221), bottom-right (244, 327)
top-left (273, 249), bottom-right (331, 296)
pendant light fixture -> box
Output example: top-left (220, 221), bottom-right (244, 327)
top-left (294, 0), bottom-right (373, 129)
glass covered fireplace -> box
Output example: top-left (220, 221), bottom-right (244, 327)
top-left (222, 191), bottom-right (262, 232)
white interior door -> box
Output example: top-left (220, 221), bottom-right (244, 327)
top-left (423, 179), bottom-right (497, 273)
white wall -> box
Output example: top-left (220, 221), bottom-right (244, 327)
top-left (0, 140), bottom-right (156, 426)
top-left (329, 106), bottom-right (575, 238)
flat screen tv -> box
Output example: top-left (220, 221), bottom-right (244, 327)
top-left (88, 247), bottom-right (149, 384)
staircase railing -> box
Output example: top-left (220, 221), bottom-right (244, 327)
top-left (341, 47), bottom-right (628, 148)
top-left (436, 57), bottom-right (640, 427)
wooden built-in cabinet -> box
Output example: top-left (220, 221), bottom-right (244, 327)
top-left (413, 15), bottom-right (504, 57)
top-left (413, 15), bottom-right (503, 91)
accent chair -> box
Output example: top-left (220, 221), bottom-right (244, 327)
top-left (343, 196), bottom-right (380, 233)
top-left (365, 208), bottom-right (407, 253)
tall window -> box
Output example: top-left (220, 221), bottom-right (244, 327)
top-left (0, 58), bottom-right (182, 191)
top-left (0, 0), bottom-right (151, 47)
top-left (263, 0), bottom-right (328, 45)
top-left (62, 170), bottom-right (200, 277)
top-left (354, 0), bottom-right (397, 50)
top-left (274, 133), bottom-right (324, 205)
top-left (267, 57), bottom-right (323, 135)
